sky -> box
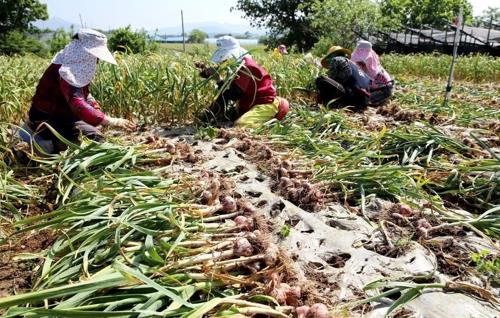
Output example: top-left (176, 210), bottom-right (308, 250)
top-left (39, 0), bottom-right (251, 30)
top-left (470, 0), bottom-right (500, 15)
top-left (40, 0), bottom-right (499, 30)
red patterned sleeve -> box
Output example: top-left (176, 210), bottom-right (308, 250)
top-left (86, 94), bottom-right (101, 110)
top-left (60, 80), bottom-right (106, 126)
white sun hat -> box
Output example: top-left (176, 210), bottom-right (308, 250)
top-left (211, 36), bottom-right (249, 63)
top-left (52, 28), bottom-right (116, 88)
top-left (79, 29), bottom-right (117, 65)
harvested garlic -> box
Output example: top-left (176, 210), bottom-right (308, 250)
top-left (309, 303), bottom-right (329, 318)
top-left (234, 238), bottom-right (254, 256)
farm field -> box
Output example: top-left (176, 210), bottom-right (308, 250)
top-left (0, 52), bottom-right (499, 317)
top-left (157, 43), bottom-right (266, 53)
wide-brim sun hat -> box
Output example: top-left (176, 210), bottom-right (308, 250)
top-left (351, 40), bottom-right (372, 63)
top-left (278, 45), bottom-right (288, 54)
top-left (79, 28), bottom-right (117, 65)
top-left (52, 28), bottom-right (117, 87)
top-left (211, 35), bottom-right (249, 63)
top-left (320, 46), bottom-right (352, 69)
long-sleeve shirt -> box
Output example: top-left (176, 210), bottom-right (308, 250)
top-left (357, 63), bottom-right (393, 90)
top-left (30, 63), bottom-right (105, 126)
top-left (232, 56), bottom-right (276, 113)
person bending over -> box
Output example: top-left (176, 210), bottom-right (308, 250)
top-left (198, 36), bottom-right (289, 129)
top-left (316, 56), bottom-right (371, 110)
top-left (351, 40), bottom-right (393, 106)
top-left (21, 29), bottom-right (135, 153)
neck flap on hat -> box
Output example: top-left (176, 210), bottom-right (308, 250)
top-left (363, 50), bottom-right (382, 78)
top-left (52, 40), bottom-right (97, 88)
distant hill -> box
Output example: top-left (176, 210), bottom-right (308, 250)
top-left (33, 17), bottom-right (78, 31)
top-left (33, 18), bottom-right (266, 37)
top-left (153, 22), bottom-right (266, 37)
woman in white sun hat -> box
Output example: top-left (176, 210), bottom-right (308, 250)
top-left (198, 36), bottom-right (289, 129)
top-left (351, 40), bottom-right (394, 106)
top-left (21, 29), bottom-right (135, 153)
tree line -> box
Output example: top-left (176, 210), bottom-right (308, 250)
top-left (1, 0), bottom-right (499, 56)
top-left (233, 0), bottom-right (499, 52)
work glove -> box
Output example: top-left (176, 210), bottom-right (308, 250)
top-left (199, 67), bottom-right (221, 82)
top-left (103, 117), bottom-right (137, 131)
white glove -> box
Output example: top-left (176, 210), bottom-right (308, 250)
top-left (103, 117), bottom-right (137, 131)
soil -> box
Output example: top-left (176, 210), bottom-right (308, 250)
top-left (0, 230), bottom-right (55, 298)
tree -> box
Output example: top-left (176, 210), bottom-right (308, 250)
top-left (309, 0), bottom-right (388, 54)
top-left (478, 7), bottom-right (500, 23)
top-left (48, 28), bottom-right (72, 54)
top-left (258, 35), bottom-right (269, 45)
top-left (379, 0), bottom-right (473, 28)
top-left (0, 30), bottom-right (43, 55)
top-left (0, 0), bottom-right (48, 34)
top-left (232, 0), bottom-right (322, 51)
top-left (0, 0), bottom-right (48, 55)
top-left (108, 26), bottom-right (147, 53)
top-left (188, 29), bottom-right (208, 44)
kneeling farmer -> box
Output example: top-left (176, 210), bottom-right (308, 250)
top-left (199, 36), bottom-right (289, 129)
top-left (21, 29), bottom-right (135, 153)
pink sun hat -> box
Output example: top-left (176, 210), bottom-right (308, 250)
top-left (351, 40), bottom-right (381, 78)
top-left (278, 44), bottom-right (288, 54)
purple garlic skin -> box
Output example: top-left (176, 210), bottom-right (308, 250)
top-left (309, 303), bottom-right (330, 318)
top-left (234, 238), bottom-right (254, 256)
top-left (220, 196), bottom-right (237, 212)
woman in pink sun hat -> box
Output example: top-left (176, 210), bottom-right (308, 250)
top-left (20, 29), bottom-right (136, 153)
top-left (351, 40), bottom-right (394, 106)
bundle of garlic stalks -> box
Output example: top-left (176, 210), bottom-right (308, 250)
top-left (0, 137), bottom-right (307, 317)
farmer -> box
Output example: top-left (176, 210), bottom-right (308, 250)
top-left (274, 44), bottom-right (288, 56)
top-left (20, 29), bottom-right (135, 153)
top-left (198, 36), bottom-right (289, 129)
top-left (316, 52), bottom-right (371, 109)
top-left (320, 45), bottom-right (352, 68)
top-left (351, 40), bottom-right (393, 106)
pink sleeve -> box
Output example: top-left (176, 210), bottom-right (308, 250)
top-left (86, 94), bottom-right (101, 109)
top-left (60, 80), bottom-right (106, 126)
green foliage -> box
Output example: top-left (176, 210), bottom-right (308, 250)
top-left (1, 52), bottom-right (499, 126)
top-left (233, 0), bottom-right (321, 51)
top-left (471, 250), bottom-right (499, 282)
top-left (258, 35), bottom-right (269, 45)
top-left (47, 28), bottom-right (72, 55)
top-left (309, 0), bottom-right (387, 54)
top-left (379, 0), bottom-right (473, 28)
top-left (0, 30), bottom-right (44, 55)
top-left (108, 26), bottom-right (147, 53)
top-left (0, 0), bottom-right (48, 34)
top-left (380, 53), bottom-right (500, 82)
top-left (188, 29), bottom-right (208, 44)
top-left (0, 0), bottom-right (48, 55)
top-left (278, 225), bottom-right (291, 238)
top-left (476, 6), bottom-right (500, 24)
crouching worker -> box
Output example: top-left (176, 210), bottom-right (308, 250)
top-left (20, 29), bottom-right (136, 154)
top-left (316, 54), bottom-right (371, 110)
top-left (352, 40), bottom-right (393, 106)
top-left (197, 36), bottom-right (289, 129)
